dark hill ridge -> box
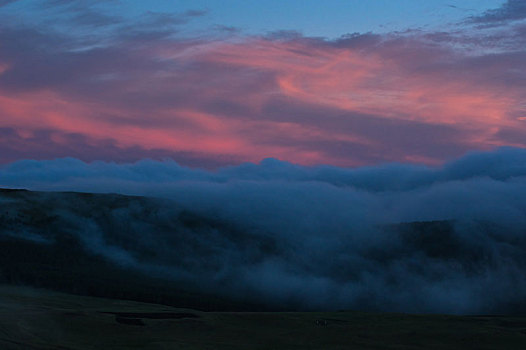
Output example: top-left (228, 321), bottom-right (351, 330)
top-left (1, 188), bottom-right (526, 314)
top-left (0, 188), bottom-right (272, 311)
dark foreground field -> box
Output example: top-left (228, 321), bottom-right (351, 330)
top-left (1, 285), bottom-right (526, 350)
top-left (2, 188), bottom-right (526, 348)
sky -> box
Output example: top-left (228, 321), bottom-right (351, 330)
top-left (1, 1), bottom-right (526, 314)
top-left (0, 0), bottom-right (525, 167)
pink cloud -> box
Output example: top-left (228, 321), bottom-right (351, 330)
top-left (0, 27), bottom-right (525, 166)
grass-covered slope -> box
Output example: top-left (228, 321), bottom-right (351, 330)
top-left (0, 188), bottom-right (268, 311)
top-left (1, 285), bottom-right (526, 350)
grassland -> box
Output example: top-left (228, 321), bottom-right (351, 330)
top-left (1, 285), bottom-right (526, 349)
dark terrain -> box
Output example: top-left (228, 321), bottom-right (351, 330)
top-left (1, 188), bottom-right (526, 348)
top-left (2, 285), bottom-right (526, 349)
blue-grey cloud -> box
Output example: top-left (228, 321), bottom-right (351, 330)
top-left (469, 0), bottom-right (526, 26)
top-left (1, 148), bottom-right (526, 314)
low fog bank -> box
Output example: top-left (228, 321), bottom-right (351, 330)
top-left (1, 147), bottom-right (526, 314)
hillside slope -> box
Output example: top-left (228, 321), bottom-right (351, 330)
top-left (1, 188), bottom-right (526, 314)
top-left (2, 285), bottom-right (526, 350)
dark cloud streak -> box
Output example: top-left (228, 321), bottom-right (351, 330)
top-left (468, 0), bottom-right (526, 26)
top-left (0, 0), bottom-right (18, 8)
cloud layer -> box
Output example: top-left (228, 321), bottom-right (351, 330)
top-left (469, 0), bottom-right (526, 25)
top-left (0, 1), bottom-right (525, 166)
top-left (2, 147), bottom-right (526, 314)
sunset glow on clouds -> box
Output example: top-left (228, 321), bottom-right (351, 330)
top-left (0, 0), bottom-right (525, 167)
top-left (3, 1), bottom-right (526, 318)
